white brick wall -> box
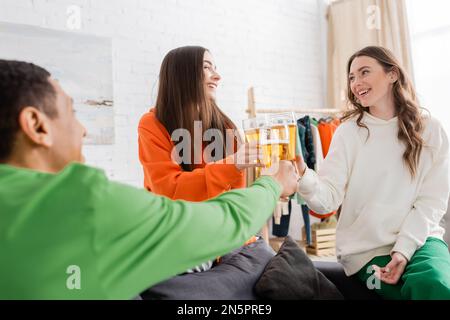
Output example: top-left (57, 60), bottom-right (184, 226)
top-left (0, 0), bottom-right (326, 188)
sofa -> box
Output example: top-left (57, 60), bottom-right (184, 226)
top-left (141, 197), bottom-right (449, 300)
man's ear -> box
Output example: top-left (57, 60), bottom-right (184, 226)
top-left (18, 107), bottom-right (53, 147)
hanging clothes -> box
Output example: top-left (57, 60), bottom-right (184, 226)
top-left (272, 200), bottom-right (292, 237)
top-left (317, 122), bottom-right (334, 158)
top-left (295, 119), bottom-right (312, 242)
top-left (296, 121), bottom-right (308, 161)
top-left (317, 118), bottom-right (341, 157)
top-left (310, 116), bottom-right (341, 220)
top-left (301, 205), bottom-right (312, 245)
top-left (331, 118), bottom-right (341, 127)
top-left (298, 116), bottom-right (315, 170)
top-left (310, 123), bottom-right (324, 172)
top-left (293, 125), bottom-right (306, 206)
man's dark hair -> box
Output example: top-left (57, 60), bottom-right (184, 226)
top-left (0, 60), bottom-right (57, 161)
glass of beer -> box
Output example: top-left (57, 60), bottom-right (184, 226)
top-left (242, 116), bottom-right (268, 170)
top-left (260, 112), bottom-right (296, 167)
top-left (242, 117), bottom-right (266, 144)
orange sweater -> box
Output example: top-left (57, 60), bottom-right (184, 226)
top-left (138, 108), bottom-right (246, 202)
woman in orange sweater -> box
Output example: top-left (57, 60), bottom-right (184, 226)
top-left (139, 46), bottom-right (260, 201)
top-left (138, 46), bottom-right (262, 272)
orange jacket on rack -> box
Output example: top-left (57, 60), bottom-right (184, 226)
top-left (138, 108), bottom-right (246, 202)
top-left (317, 119), bottom-right (341, 158)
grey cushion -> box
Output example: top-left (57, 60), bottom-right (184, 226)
top-left (141, 238), bottom-right (275, 300)
top-left (254, 236), bottom-right (344, 300)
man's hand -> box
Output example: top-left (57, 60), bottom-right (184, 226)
top-left (262, 160), bottom-right (299, 198)
top-left (372, 252), bottom-right (408, 285)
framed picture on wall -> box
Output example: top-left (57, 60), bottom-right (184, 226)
top-left (0, 22), bottom-right (114, 144)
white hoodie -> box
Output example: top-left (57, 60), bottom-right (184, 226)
top-left (297, 112), bottom-right (449, 275)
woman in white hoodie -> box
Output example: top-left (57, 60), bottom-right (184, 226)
top-left (296, 46), bottom-right (449, 299)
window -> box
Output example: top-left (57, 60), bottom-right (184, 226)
top-left (407, 0), bottom-right (450, 141)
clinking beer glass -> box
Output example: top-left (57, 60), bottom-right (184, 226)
top-left (243, 113), bottom-right (297, 225)
top-left (242, 116), bottom-right (267, 177)
top-left (243, 117), bottom-right (266, 145)
top-left (262, 112), bottom-right (297, 224)
top-left (260, 112), bottom-right (296, 167)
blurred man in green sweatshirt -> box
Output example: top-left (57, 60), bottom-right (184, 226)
top-left (0, 60), bottom-right (298, 299)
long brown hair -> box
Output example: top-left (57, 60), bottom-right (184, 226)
top-left (155, 46), bottom-right (239, 171)
top-left (341, 46), bottom-right (424, 178)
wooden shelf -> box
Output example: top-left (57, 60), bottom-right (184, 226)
top-left (268, 236), bottom-right (337, 262)
top-left (269, 237), bottom-right (304, 252)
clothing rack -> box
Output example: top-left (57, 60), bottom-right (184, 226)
top-left (245, 87), bottom-right (344, 117)
top-left (247, 108), bottom-right (343, 115)
top-left (244, 87), bottom-right (344, 245)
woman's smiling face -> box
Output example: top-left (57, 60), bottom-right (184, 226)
top-left (203, 50), bottom-right (221, 100)
top-left (349, 55), bottom-right (397, 108)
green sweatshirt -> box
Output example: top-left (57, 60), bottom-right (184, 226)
top-left (0, 163), bottom-right (281, 299)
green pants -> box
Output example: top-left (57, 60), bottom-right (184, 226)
top-left (356, 237), bottom-right (450, 300)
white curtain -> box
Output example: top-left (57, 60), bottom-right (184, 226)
top-left (327, 0), bottom-right (413, 109)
